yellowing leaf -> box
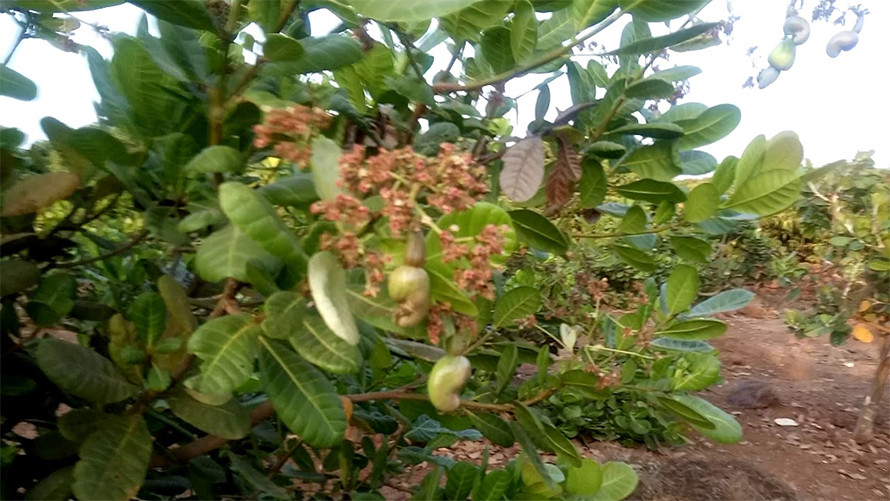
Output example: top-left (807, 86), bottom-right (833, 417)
top-left (858, 300), bottom-right (871, 313)
top-left (851, 324), bottom-right (874, 343)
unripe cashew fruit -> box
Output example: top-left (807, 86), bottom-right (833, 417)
top-left (783, 15), bottom-right (810, 44)
top-left (388, 231), bottom-right (431, 327)
top-left (826, 31), bottom-right (859, 58)
top-left (768, 39), bottom-right (795, 71)
top-left (427, 355), bottom-right (471, 412)
top-left (757, 66), bottom-right (781, 89)
top-left (388, 266), bottom-right (429, 302)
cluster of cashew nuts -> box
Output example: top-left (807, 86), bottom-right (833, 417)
top-left (758, 6), bottom-right (864, 89)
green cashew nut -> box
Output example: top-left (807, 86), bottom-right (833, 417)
top-left (427, 355), bottom-right (471, 412)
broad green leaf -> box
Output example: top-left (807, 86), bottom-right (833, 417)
top-left (348, 0), bottom-right (485, 22)
top-left (622, 141), bottom-right (680, 181)
top-left (25, 273), bottom-right (76, 327)
top-left (0, 259), bottom-right (39, 297)
top-left (218, 182), bottom-right (306, 270)
top-left (669, 236), bottom-right (711, 264)
top-left (683, 183), bottom-right (719, 222)
top-left (762, 131), bottom-right (803, 171)
top-left (670, 394), bottom-right (743, 443)
top-left (293, 313), bottom-right (362, 374)
top-left (537, 8), bottom-right (574, 50)
top-left (656, 395), bottom-right (715, 428)
top-left (129, 0), bottom-right (217, 32)
top-left (475, 469), bottom-right (511, 501)
top-left (228, 452), bottom-right (290, 499)
top-left (259, 338), bottom-right (347, 447)
top-left (679, 150), bottom-right (717, 175)
top-left (500, 137), bottom-right (545, 202)
top-left (167, 388), bottom-right (251, 439)
top-left (25, 466), bottom-right (74, 501)
top-left (572, 0), bottom-right (618, 29)
top-left (156, 274), bottom-right (198, 342)
top-left (195, 225), bottom-right (282, 283)
top-left (440, 0), bottom-right (513, 43)
top-left (655, 318), bottom-right (727, 340)
top-left (612, 245), bottom-right (656, 272)
top-left (657, 102), bottom-right (707, 123)
top-left (310, 136), bottom-right (343, 202)
top-left (671, 353), bottom-right (721, 390)
top-left (415, 122), bottom-right (461, 156)
top-left (466, 412), bottom-right (514, 447)
top-left (665, 265), bottom-right (698, 315)
top-left (535, 84), bottom-right (550, 123)
top-left (36, 338), bottom-right (138, 404)
top-left (415, 466), bottom-right (445, 500)
top-left (184, 146), bottom-right (242, 174)
top-left (128, 291), bottom-right (166, 346)
top-left (608, 122), bottom-right (684, 140)
top-left (262, 291), bottom-right (308, 340)
top-left (711, 156), bottom-right (737, 194)
top-left (308, 251), bottom-right (360, 346)
top-left (445, 462), bottom-right (480, 501)
top-left (259, 173), bottom-right (318, 207)
top-left (269, 36), bottom-right (363, 74)
top-left (733, 135), bottom-right (766, 188)
top-left (675, 104), bottom-right (741, 151)
top-left (617, 179), bottom-right (686, 203)
top-left (543, 421), bottom-right (582, 466)
top-left (650, 337), bottom-right (714, 352)
top-left (652, 65), bottom-right (702, 82)
top-left (248, 0), bottom-right (281, 32)
top-left (427, 264), bottom-right (479, 316)
top-left (588, 141), bottom-right (626, 159)
top-left (689, 289), bottom-right (754, 316)
top-left (72, 415), bottom-right (152, 501)
top-left (481, 25), bottom-right (514, 76)
top-left (624, 78), bottom-right (675, 100)
top-left (493, 287), bottom-right (540, 327)
top-left (263, 33), bottom-right (304, 61)
top-left (580, 158), bottom-right (607, 208)
top-left (566, 459), bottom-right (603, 496)
top-left (187, 314), bottom-right (261, 395)
top-left (509, 421), bottom-right (553, 487)
top-left (606, 23), bottom-right (717, 55)
top-left (508, 209), bottom-right (569, 254)
top-left (619, 205), bottom-right (647, 233)
top-left (510, 0), bottom-right (537, 61)
top-left (617, 0), bottom-right (710, 21)
top-left (591, 462), bottom-right (638, 501)
top-left (0, 172), bottom-right (80, 216)
top-left (0, 65), bottom-right (37, 101)
top-left (724, 170), bottom-right (801, 216)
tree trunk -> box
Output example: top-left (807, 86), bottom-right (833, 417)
top-left (853, 333), bottom-right (890, 443)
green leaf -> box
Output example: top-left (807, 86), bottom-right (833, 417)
top-left (228, 452), bottom-right (290, 499)
top-left (537, 8), bottom-right (574, 50)
top-left (427, 264), bottom-right (479, 316)
top-left (36, 338), bottom-right (138, 404)
top-left (588, 141), bottom-right (626, 159)
top-left (0, 172), bottom-right (80, 217)
top-left (445, 462), bottom-right (480, 501)
top-left (572, 0), bottom-right (618, 29)
top-left (187, 314), bottom-right (261, 395)
top-left (724, 170), bottom-right (801, 216)
top-left (415, 122), bottom-right (461, 156)
top-left (591, 461), bottom-right (638, 501)
top-left (762, 131), bottom-right (803, 171)
top-left (0, 259), bottom-right (40, 298)
top-left (543, 421), bottom-right (582, 466)
top-left (25, 273), bottom-right (77, 327)
top-left (195, 225), bottom-right (282, 283)
top-left (259, 173), bottom-right (318, 207)
top-left (619, 205), bottom-right (647, 233)
top-left (218, 182), bottom-right (306, 270)
top-left (608, 122), bottom-right (684, 139)
top-left (606, 23), bottom-right (718, 55)
top-left (167, 388), bottom-right (251, 439)
top-left (613, 245), bottom-right (656, 272)
top-left (308, 251), bottom-right (360, 346)
top-left (674, 104), bottom-right (741, 151)
top-left (25, 466), bottom-right (74, 501)
top-left (72, 415), bottom-right (152, 501)
top-left (650, 337), bottom-right (714, 352)
top-left (148, 365), bottom-right (171, 391)
top-left (184, 146), bottom-right (242, 174)
top-left (683, 183), bottom-right (718, 222)
top-left (535, 85), bottom-right (550, 123)
top-left (655, 318), bottom-right (727, 340)
top-left (665, 264), bottom-right (698, 315)
top-left (259, 338), bottom-right (347, 447)
top-left (129, 0), bottom-right (217, 32)
top-left (270, 36), bottom-right (364, 74)
top-left (481, 26), bottom-right (515, 75)
top-left (415, 466), bottom-right (444, 500)
top-left (508, 209), bottom-right (569, 254)
top-left (348, 0), bottom-right (485, 22)
top-left (624, 78), bottom-right (675, 100)
top-left (247, 0), bottom-right (281, 32)
top-left (617, 179), bottom-right (686, 203)
top-left (669, 236), bottom-right (711, 264)
top-left (689, 289), bottom-right (754, 316)
top-left (263, 33), bottom-right (304, 61)
top-left (428, 202), bottom-right (517, 266)
top-left (466, 412), bottom-right (514, 447)
top-left (566, 459), bottom-right (603, 496)
top-left (510, 0), bottom-right (537, 61)
top-left (652, 65), bottom-right (702, 82)
top-left (440, 0), bottom-right (513, 43)
top-left (129, 291), bottom-right (166, 346)
top-left (508, 421), bottom-right (552, 486)
top-left (580, 158), bottom-right (607, 208)
top-left (310, 136), bottom-right (343, 202)
top-left (293, 313), bottom-right (362, 374)
top-left (671, 353), bottom-right (721, 390)
top-left (0, 65), bottom-right (37, 101)
top-left (733, 135), bottom-right (766, 188)
top-left (475, 469), bottom-right (511, 501)
top-left (493, 287), bottom-right (540, 328)
top-left (679, 150), bottom-right (717, 175)
top-left (622, 141), bottom-right (681, 181)
top-left (712, 156), bottom-right (737, 194)
top-left (670, 395), bottom-right (742, 443)
top-left (495, 344), bottom-right (518, 394)
top-left (617, 0), bottom-right (710, 22)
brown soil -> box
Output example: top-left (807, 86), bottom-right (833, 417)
top-left (384, 290), bottom-right (890, 500)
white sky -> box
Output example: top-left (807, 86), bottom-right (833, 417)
top-left (1, 0), bottom-right (887, 168)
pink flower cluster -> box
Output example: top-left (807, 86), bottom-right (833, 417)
top-left (440, 224), bottom-right (510, 300)
top-left (253, 105), bottom-right (333, 167)
top-left (426, 303), bottom-right (478, 346)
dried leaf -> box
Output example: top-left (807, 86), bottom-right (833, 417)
top-left (544, 135), bottom-right (579, 215)
top-left (500, 136), bottom-right (544, 202)
top-left (851, 323), bottom-right (874, 343)
top-left (1, 172), bottom-right (80, 216)
top-left (556, 134), bottom-right (582, 181)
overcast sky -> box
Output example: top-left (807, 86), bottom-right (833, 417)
top-left (1, 0), bottom-right (886, 168)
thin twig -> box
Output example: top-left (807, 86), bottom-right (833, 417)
top-left (54, 230), bottom-right (148, 268)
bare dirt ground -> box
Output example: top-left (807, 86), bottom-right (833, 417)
top-left (385, 290), bottom-right (890, 500)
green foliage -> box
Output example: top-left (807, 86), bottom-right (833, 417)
top-left (0, 1), bottom-right (817, 498)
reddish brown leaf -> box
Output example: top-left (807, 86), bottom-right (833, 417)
top-left (544, 135), bottom-right (581, 215)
